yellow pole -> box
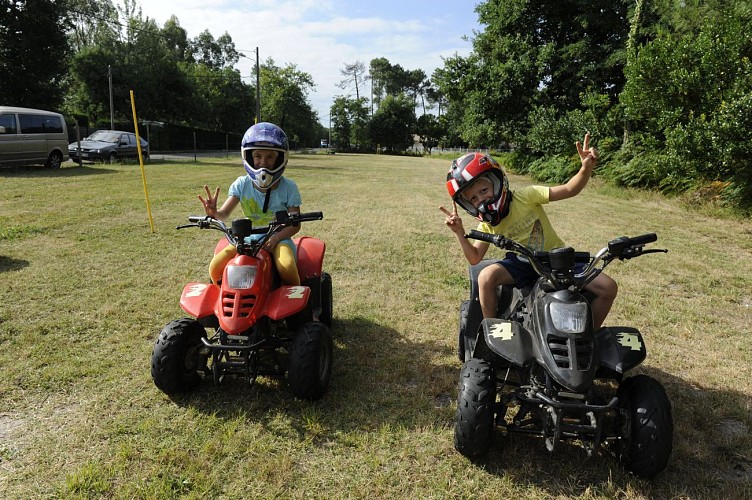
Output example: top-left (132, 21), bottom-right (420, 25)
top-left (130, 90), bottom-right (155, 233)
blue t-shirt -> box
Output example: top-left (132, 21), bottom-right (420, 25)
top-left (228, 175), bottom-right (302, 242)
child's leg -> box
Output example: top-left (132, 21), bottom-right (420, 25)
top-left (477, 263), bottom-right (515, 319)
top-left (273, 240), bottom-right (300, 286)
top-left (584, 272), bottom-right (618, 330)
top-left (209, 244), bottom-right (237, 284)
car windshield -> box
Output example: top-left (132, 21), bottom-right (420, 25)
top-left (87, 131), bottom-right (120, 143)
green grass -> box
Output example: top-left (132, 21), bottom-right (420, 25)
top-left (1, 154), bottom-right (751, 498)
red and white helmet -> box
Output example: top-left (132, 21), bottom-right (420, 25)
top-left (446, 153), bottom-right (511, 226)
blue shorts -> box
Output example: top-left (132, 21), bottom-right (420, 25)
top-left (498, 252), bottom-right (588, 288)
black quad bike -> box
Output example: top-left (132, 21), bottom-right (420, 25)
top-left (454, 231), bottom-right (673, 478)
top-left (151, 211), bottom-right (333, 400)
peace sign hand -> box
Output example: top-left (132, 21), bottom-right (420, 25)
top-left (198, 185), bottom-right (220, 217)
top-left (575, 132), bottom-right (599, 171)
top-left (439, 202), bottom-right (465, 235)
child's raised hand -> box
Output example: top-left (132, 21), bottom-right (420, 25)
top-left (198, 185), bottom-right (220, 216)
top-left (439, 202), bottom-right (465, 235)
top-left (576, 132), bottom-right (599, 171)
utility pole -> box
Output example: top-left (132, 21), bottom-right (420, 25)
top-left (108, 65), bottom-right (114, 130)
top-left (255, 47), bottom-right (260, 124)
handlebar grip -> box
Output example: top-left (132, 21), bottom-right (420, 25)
top-left (298, 211), bottom-right (324, 220)
top-left (466, 230), bottom-right (496, 243)
top-left (629, 233), bottom-right (657, 246)
top-left (188, 215), bottom-right (206, 223)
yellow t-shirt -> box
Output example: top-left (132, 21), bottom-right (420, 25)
top-left (477, 185), bottom-right (565, 252)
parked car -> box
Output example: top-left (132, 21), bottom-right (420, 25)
top-left (69, 130), bottom-right (149, 163)
top-left (0, 106), bottom-right (69, 168)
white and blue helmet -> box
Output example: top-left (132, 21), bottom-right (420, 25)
top-left (241, 122), bottom-right (289, 189)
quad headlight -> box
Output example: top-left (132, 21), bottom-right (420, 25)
top-left (226, 265), bottom-right (257, 289)
top-left (549, 302), bottom-right (588, 333)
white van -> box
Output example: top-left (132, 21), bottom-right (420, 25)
top-left (0, 106), bottom-right (69, 168)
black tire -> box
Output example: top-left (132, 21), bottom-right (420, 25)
top-left (46, 151), bottom-right (63, 169)
top-left (319, 272), bottom-right (333, 327)
top-left (617, 374), bottom-right (673, 477)
top-left (288, 322), bottom-right (333, 400)
top-left (151, 318), bottom-right (208, 395)
top-left (107, 152), bottom-right (117, 164)
top-left (454, 358), bottom-right (496, 459)
top-left (458, 300), bottom-right (471, 362)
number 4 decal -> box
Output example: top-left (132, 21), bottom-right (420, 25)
top-left (286, 286), bottom-right (306, 299)
top-left (617, 332), bottom-right (643, 351)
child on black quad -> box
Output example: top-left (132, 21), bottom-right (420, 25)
top-left (440, 133), bottom-right (617, 332)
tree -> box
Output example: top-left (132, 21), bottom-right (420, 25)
top-left (337, 61), bottom-right (368, 101)
top-left (328, 96), bottom-right (370, 151)
top-left (191, 30), bottom-right (239, 70)
top-left (259, 59), bottom-right (319, 148)
top-left (416, 113), bottom-right (446, 154)
top-left (436, 0), bottom-right (631, 149)
top-left (0, 0), bottom-right (70, 110)
top-left (369, 94), bottom-right (416, 152)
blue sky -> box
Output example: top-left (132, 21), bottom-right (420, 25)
top-left (130, 0), bottom-right (482, 122)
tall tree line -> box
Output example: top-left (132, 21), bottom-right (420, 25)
top-left (1, 0), bottom-right (321, 146)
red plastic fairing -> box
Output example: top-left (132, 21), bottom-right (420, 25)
top-left (294, 236), bottom-right (326, 280)
top-left (262, 285), bottom-right (311, 320)
top-left (180, 283), bottom-right (220, 318)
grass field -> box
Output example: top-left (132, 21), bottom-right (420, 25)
top-left (1, 153), bottom-right (751, 499)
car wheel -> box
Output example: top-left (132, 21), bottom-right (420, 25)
top-left (150, 318), bottom-right (208, 395)
top-left (454, 358), bottom-right (496, 459)
top-left (288, 322), bottom-right (333, 400)
top-left (107, 152), bottom-right (117, 164)
top-left (46, 151), bottom-right (63, 169)
top-left (616, 374), bottom-right (673, 477)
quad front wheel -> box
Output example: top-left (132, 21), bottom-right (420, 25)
top-left (151, 318), bottom-right (208, 395)
top-left (288, 322), bottom-right (333, 400)
top-left (454, 358), bottom-right (497, 459)
top-left (617, 374), bottom-right (673, 477)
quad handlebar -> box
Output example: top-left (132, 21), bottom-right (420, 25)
top-left (178, 211), bottom-right (323, 256)
top-left (466, 230), bottom-right (666, 290)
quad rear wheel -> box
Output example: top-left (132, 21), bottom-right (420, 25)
top-left (288, 322), bottom-right (333, 400)
top-left (151, 318), bottom-right (208, 395)
top-left (318, 272), bottom-right (333, 327)
top-left (454, 358), bottom-right (497, 459)
top-left (617, 374), bottom-right (673, 477)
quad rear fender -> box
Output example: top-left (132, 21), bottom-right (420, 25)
top-left (294, 236), bottom-right (326, 280)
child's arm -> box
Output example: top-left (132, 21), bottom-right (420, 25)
top-left (549, 132), bottom-right (598, 202)
top-left (439, 205), bottom-right (489, 265)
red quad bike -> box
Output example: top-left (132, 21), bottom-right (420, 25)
top-left (151, 211), bottom-right (333, 401)
top-left (454, 231), bottom-right (673, 478)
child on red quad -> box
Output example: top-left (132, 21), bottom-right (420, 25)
top-left (151, 122), bottom-right (333, 400)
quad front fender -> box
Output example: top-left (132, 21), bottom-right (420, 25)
top-left (474, 318), bottom-right (533, 367)
top-left (597, 326), bottom-right (647, 375)
top-left (180, 282), bottom-right (220, 319)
